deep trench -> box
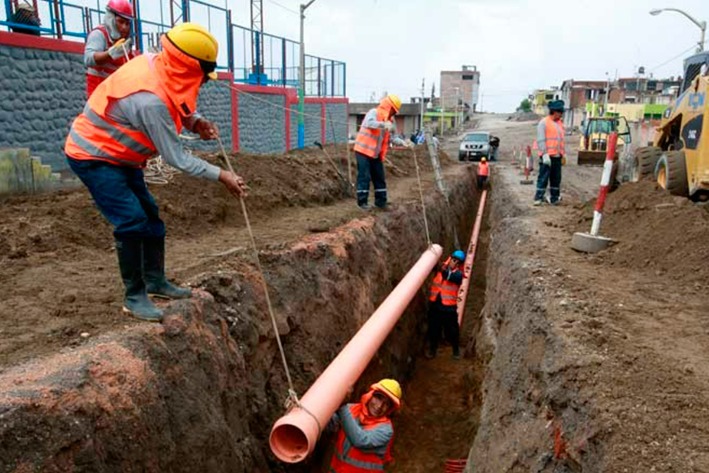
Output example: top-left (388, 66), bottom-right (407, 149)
top-left (0, 164), bottom-right (494, 473)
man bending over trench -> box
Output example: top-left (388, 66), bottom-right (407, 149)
top-left (64, 23), bottom-right (246, 322)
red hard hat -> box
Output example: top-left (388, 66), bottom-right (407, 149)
top-left (106, 0), bottom-right (134, 19)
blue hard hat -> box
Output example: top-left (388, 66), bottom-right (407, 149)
top-left (452, 250), bottom-right (465, 261)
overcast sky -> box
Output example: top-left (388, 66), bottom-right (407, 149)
top-left (27, 0), bottom-right (709, 112)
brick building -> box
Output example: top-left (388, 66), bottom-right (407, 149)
top-left (440, 65), bottom-right (481, 114)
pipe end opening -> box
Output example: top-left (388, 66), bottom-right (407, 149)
top-left (270, 423), bottom-right (310, 463)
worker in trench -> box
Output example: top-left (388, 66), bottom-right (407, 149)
top-left (353, 94), bottom-right (402, 210)
top-left (476, 157), bottom-right (490, 189)
top-left (84, 0), bottom-right (137, 98)
top-left (64, 23), bottom-right (247, 322)
top-left (327, 379), bottom-right (402, 472)
top-left (426, 250), bottom-right (465, 359)
top-left (534, 100), bottom-right (566, 206)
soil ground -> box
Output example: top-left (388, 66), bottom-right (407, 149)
top-left (0, 145), bottom-right (447, 369)
top-left (474, 114), bottom-right (709, 471)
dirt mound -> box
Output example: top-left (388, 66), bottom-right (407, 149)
top-left (575, 181), bottom-right (709, 285)
top-left (0, 143), bottom-right (442, 367)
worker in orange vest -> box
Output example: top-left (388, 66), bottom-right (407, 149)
top-left (476, 157), bottom-right (490, 189)
top-left (65, 23), bottom-right (246, 322)
top-left (328, 379), bottom-right (402, 472)
top-left (534, 100), bottom-right (566, 206)
top-left (353, 94), bottom-right (401, 210)
top-left (427, 250), bottom-right (465, 359)
top-left (84, 0), bottom-right (136, 97)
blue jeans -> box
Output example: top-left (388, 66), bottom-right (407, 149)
top-left (534, 156), bottom-right (562, 203)
top-left (355, 152), bottom-right (387, 207)
top-left (68, 157), bottom-right (165, 239)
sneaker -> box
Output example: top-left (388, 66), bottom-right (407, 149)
top-left (425, 350), bottom-right (436, 359)
top-left (533, 200), bottom-right (543, 207)
top-left (452, 353), bottom-right (461, 360)
top-left (358, 204), bottom-right (371, 211)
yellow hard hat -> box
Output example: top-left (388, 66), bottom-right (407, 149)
top-left (371, 379), bottom-right (402, 407)
top-left (166, 22), bottom-right (219, 79)
top-left (481, 157), bottom-right (487, 162)
top-left (386, 94), bottom-right (402, 113)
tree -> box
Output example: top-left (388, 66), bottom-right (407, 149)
top-left (518, 98), bottom-right (532, 113)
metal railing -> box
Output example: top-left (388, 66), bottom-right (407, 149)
top-left (1, 0), bottom-right (345, 96)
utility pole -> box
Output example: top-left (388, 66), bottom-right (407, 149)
top-left (440, 88), bottom-right (445, 135)
top-left (298, 0), bottom-right (317, 149)
top-left (420, 78), bottom-right (425, 132)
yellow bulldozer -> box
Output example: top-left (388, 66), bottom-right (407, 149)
top-left (632, 51), bottom-right (709, 201)
top-left (578, 116), bottom-right (631, 165)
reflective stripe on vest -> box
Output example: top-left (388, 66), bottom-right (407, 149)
top-left (429, 270), bottom-right (460, 306)
top-left (66, 54), bottom-right (180, 167)
top-left (329, 405), bottom-right (391, 472)
top-left (544, 116), bottom-right (565, 156)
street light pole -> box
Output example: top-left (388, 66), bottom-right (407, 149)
top-left (650, 7), bottom-right (706, 52)
top-left (298, 0), bottom-right (317, 149)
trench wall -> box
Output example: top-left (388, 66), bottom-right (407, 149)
top-left (0, 166), bottom-right (477, 473)
top-left (0, 31), bottom-right (348, 175)
top-left (465, 173), bottom-right (600, 472)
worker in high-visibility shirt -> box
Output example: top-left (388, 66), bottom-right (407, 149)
top-left (426, 250), bottom-right (465, 359)
top-left (534, 100), bottom-right (566, 206)
top-left (328, 379), bottom-right (402, 472)
top-left (476, 157), bottom-right (489, 189)
top-left (353, 94), bottom-right (401, 210)
top-left (65, 23), bottom-right (246, 322)
top-left (84, 0), bottom-right (136, 97)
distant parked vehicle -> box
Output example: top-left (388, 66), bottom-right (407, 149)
top-left (459, 132), bottom-right (491, 161)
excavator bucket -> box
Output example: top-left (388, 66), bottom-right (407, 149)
top-left (578, 150), bottom-right (616, 166)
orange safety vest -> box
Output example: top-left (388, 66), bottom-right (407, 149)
top-left (542, 116), bottom-right (566, 156)
top-left (66, 36), bottom-right (203, 167)
top-left (85, 26), bottom-right (134, 97)
top-left (429, 264), bottom-right (461, 307)
top-left (329, 404), bottom-right (393, 472)
top-left (478, 161), bottom-right (489, 177)
top-left (353, 100), bottom-right (396, 161)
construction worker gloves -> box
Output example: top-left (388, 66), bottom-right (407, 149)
top-left (108, 37), bottom-right (132, 60)
top-left (383, 122), bottom-right (397, 132)
top-left (542, 153), bottom-right (551, 166)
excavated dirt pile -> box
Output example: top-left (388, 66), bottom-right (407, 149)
top-left (573, 180), bottom-right (709, 286)
top-left (0, 145), bottom-right (480, 472)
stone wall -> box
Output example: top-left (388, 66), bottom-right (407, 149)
top-left (189, 79), bottom-right (234, 152)
top-left (237, 92), bottom-right (287, 154)
top-left (0, 42), bottom-right (85, 172)
top-left (0, 32), bottom-right (348, 177)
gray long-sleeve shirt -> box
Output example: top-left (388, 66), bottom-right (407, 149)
top-left (105, 92), bottom-right (221, 181)
top-left (337, 404), bottom-right (393, 453)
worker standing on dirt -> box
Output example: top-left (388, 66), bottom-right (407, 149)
top-left (353, 94), bottom-right (401, 210)
top-left (477, 157), bottom-right (490, 189)
top-left (65, 23), bottom-right (247, 322)
top-left (328, 379), bottom-right (402, 472)
top-left (534, 100), bottom-right (566, 206)
top-left (427, 250), bottom-right (465, 359)
top-left (84, 0), bottom-right (136, 97)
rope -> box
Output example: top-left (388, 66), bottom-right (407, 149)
top-left (215, 136), bottom-right (323, 437)
top-left (410, 145), bottom-right (432, 246)
top-left (143, 156), bottom-right (181, 185)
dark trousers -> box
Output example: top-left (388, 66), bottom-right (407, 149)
top-left (477, 175), bottom-right (488, 189)
top-left (427, 300), bottom-right (460, 355)
top-left (68, 157), bottom-right (165, 239)
top-left (355, 152), bottom-right (387, 207)
top-left (534, 156), bottom-right (562, 203)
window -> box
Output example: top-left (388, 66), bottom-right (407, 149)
top-left (545, 94), bottom-right (554, 100)
top-left (462, 75), bottom-right (474, 80)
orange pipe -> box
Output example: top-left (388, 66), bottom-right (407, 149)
top-left (269, 244), bottom-right (443, 463)
top-left (457, 190), bottom-right (488, 326)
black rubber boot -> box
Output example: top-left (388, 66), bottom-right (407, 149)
top-left (115, 238), bottom-right (163, 322)
top-left (143, 237), bottom-right (192, 300)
